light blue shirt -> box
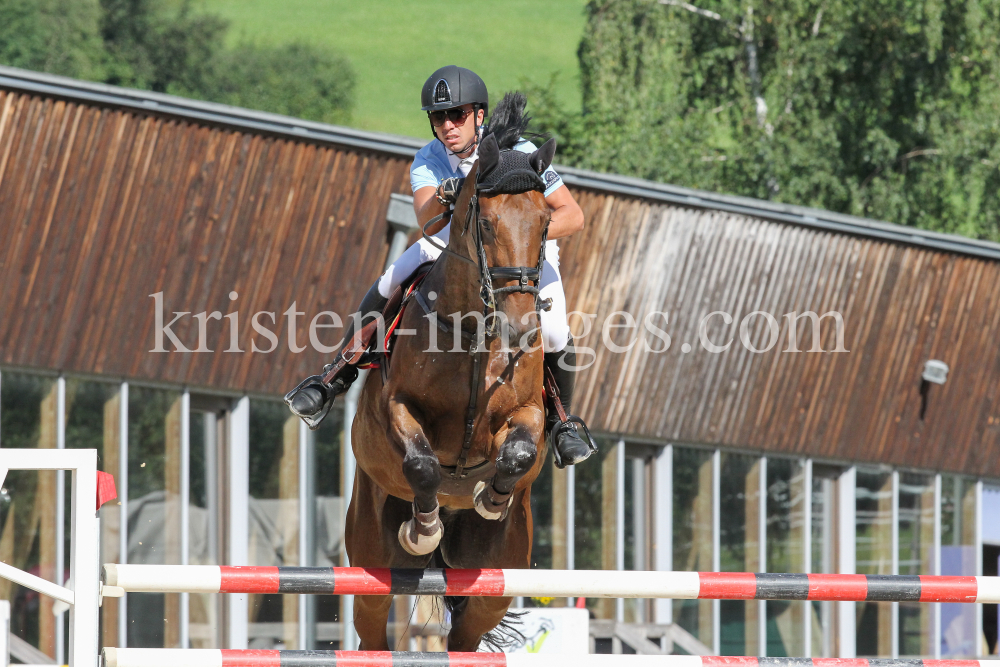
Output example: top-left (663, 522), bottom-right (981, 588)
top-left (410, 137), bottom-right (564, 198)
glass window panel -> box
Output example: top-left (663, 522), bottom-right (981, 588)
top-left (855, 469), bottom-right (892, 657)
top-left (573, 439), bottom-right (605, 571)
top-left (188, 409), bottom-right (220, 648)
top-left (529, 454), bottom-right (553, 571)
top-left (672, 446), bottom-right (713, 651)
top-left (810, 471), bottom-right (836, 657)
top-left (719, 453), bottom-right (760, 656)
top-left (524, 455), bottom-right (554, 611)
top-left (0, 372), bottom-right (58, 658)
top-left (64, 378), bottom-right (121, 650)
top-left (248, 399), bottom-right (301, 649)
top-left (940, 475), bottom-right (977, 657)
top-left (126, 385), bottom-right (183, 648)
top-left (311, 409), bottom-right (343, 649)
top-left (898, 472), bottom-right (934, 656)
top-left (623, 455), bottom-right (649, 623)
top-left (765, 458), bottom-right (806, 657)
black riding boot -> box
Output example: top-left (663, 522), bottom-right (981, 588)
top-left (286, 280), bottom-right (388, 426)
top-left (544, 340), bottom-right (596, 468)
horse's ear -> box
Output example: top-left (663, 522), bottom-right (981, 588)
top-left (478, 134), bottom-right (500, 177)
top-left (528, 138), bottom-right (557, 174)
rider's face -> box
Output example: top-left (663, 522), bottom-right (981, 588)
top-left (432, 104), bottom-right (484, 155)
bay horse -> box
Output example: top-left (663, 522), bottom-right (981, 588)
top-left (344, 93), bottom-right (557, 651)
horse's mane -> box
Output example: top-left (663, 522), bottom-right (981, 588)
top-left (485, 92), bottom-right (541, 150)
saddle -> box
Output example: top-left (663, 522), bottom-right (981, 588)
top-left (353, 262), bottom-right (436, 377)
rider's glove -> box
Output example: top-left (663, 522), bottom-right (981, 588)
top-left (436, 177), bottom-right (465, 206)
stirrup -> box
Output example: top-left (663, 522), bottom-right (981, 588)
top-left (284, 363), bottom-right (358, 430)
top-left (548, 414), bottom-right (597, 469)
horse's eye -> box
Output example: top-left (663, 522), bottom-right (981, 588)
top-left (479, 218), bottom-right (492, 232)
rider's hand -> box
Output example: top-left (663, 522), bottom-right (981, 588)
top-left (436, 177), bottom-right (465, 206)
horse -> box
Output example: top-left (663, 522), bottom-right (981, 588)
top-left (344, 93), bottom-right (557, 652)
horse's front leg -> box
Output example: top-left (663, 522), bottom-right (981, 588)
top-left (390, 397), bottom-right (444, 555)
top-left (474, 407), bottom-right (544, 520)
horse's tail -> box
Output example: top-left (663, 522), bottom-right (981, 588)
top-left (441, 595), bottom-right (528, 651)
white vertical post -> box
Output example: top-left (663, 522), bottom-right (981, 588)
top-left (204, 413), bottom-right (218, 566)
top-left (342, 377), bottom-right (363, 650)
top-left (758, 456), bottom-right (767, 657)
top-left (933, 473), bottom-right (942, 659)
top-left (69, 448), bottom-right (100, 667)
top-left (632, 458), bottom-right (649, 623)
top-left (803, 459), bottom-right (813, 657)
top-left (837, 466), bottom-right (857, 658)
top-left (180, 391), bottom-right (190, 649)
top-left (654, 444), bottom-right (672, 625)
top-left (56, 376), bottom-right (66, 664)
top-left (712, 449), bottom-right (720, 655)
top-left (118, 382), bottom-right (129, 647)
top-left (891, 470), bottom-right (899, 658)
top-left (633, 458), bottom-right (646, 571)
top-left (227, 397), bottom-right (250, 649)
top-left (615, 439), bottom-right (625, 623)
top-left (821, 477), bottom-right (834, 657)
top-left (566, 464), bottom-right (575, 607)
top-left (298, 419), bottom-right (309, 650)
top-left (974, 480), bottom-right (983, 658)
top-left (0, 599), bottom-right (9, 667)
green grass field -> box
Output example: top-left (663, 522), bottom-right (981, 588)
top-left (187, 0), bottom-right (588, 138)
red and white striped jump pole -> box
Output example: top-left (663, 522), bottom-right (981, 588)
top-left (102, 564), bottom-right (1000, 604)
top-left (101, 649), bottom-right (994, 667)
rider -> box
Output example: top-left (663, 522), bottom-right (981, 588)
top-left (287, 65), bottom-right (594, 468)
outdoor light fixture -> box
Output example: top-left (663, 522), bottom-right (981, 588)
top-left (922, 359), bottom-right (949, 385)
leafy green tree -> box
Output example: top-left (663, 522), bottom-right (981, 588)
top-left (0, 0), bottom-right (355, 125)
top-left (179, 42), bottom-right (355, 125)
top-left (529, 0), bottom-right (1000, 240)
top-left (0, 0), bottom-right (105, 79)
top-left (99, 0), bottom-right (228, 93)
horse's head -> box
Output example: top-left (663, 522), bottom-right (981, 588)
top-left (449, 93), bottom-right (557, 344)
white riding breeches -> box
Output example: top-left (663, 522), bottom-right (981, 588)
top-left (377, 223), bottom-right (570, 353)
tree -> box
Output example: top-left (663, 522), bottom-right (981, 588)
top-left (178, 43), bottom-right (355, 126)
top-left (0, 0), bottom-right (105, 79)
top-left (0, 0), bottom-right (355, 126)
top-left (529, 0), bottom-right (1000, 240)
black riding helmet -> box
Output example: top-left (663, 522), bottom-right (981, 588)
top-left (421, 65), bottom-right (489, 114)
top-left (421, 66), bottom-right (488, 152)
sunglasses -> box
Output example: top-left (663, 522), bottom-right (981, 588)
top-left (428, 107), bottom-right (474, 127)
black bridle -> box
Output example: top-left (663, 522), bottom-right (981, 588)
top-left (420, 188), bottom-right (551, 339)
top-left (419, 179), bottom-right (550, 478)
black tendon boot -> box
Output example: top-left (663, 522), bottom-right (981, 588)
top-left (544, 341), bottom-right (597, 468)
top-left (285, 281), bottom-right (388, 428)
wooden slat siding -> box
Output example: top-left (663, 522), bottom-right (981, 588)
top-left (1, 86), bottom-right (999, 476)
top-left (558, 188), bottom-right (1000, 476)
top-left (0, 89), bottom-right (409, 394)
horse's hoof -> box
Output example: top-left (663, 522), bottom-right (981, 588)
top-left (473, 480), bottom-right (513, 521)
top-left (397, 502), bottom-right (443, 556)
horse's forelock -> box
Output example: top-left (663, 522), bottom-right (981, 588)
top-left (485, 92), bottom-right (531, 150)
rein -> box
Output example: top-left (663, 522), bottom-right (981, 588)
top-left (419, 186), bottom-right (550, 478)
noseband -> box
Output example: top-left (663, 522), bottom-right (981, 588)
top-left (421, 201), bottom-right (550, 342)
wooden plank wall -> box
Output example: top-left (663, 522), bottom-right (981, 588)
top-left (559, 192), bottom-right (1000, 477)
top-left (1, 86), bottom-right (998, 477)
top-left (0, 89), bottom-right (409, 393)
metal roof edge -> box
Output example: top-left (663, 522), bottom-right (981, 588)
top-left (557, 167), bottom-right (1000, 262)
top-left (3, 65), bottom-right (999, 262)
top-left (0, 65), bottom-right (426, 157)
